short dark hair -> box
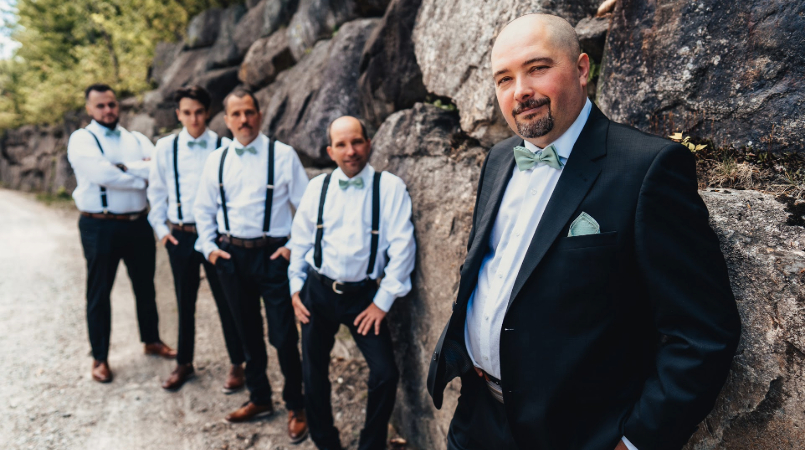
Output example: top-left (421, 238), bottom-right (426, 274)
top-left (327, 116), bottom-right (369, 146)
top-left (84, 83), bottom-right (115, 99)
top-left (174, 85), bottom-right (212, 110)
top-left (223, 88), bottom-right (260, 113)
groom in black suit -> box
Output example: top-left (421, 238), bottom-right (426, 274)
top-left (427, 13), bottom-right (741, 450)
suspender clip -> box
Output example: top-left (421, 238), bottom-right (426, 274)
top-left (267, 184), bottom-right (274, 189)
top-left (371, 230), bottom-right (379, 235)
top-left (316, 224), bottom-right (324, 229)
top-left (178, 221), bottom-right (183, 227)
top-left (102, 208), bottom-right (108, 214)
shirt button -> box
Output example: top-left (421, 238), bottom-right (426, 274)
top-left (497, 273), bottom-right (503, 279)
top-left (515, 231), bottom-right (521, 237)
top-left (485, 315), bottom-right (490, 321)
top-left (484, 356), bottom-right (489, 361)
top-left (531, 188), bottom-right (538, 196)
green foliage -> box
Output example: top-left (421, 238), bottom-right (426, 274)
top-left (0, 0), bottom-right (241, 130)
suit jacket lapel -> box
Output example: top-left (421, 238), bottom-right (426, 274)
top-left (507, 106), bottom-right (610, 312)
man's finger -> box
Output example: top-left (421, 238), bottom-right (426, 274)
top-left (270, 248), bottom-right (281, 259)
top-left (219, 251), bottom-right (231, 260)
top-left (168, 235), bottom-right (179, 245)
top-left (357, 316), bottom-right (370, 335)
top-left (354, 310), bottom-right (367, 327)
top-left (375, 318), bottom-right (381, 336)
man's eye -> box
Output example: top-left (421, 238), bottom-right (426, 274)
top-left (529, 66), bottom-right (549, 73)
top-left (496, 77), bottom-right (511, 86)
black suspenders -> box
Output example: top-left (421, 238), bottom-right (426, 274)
top-left (174, 134), bottom-right (223, 225)
top-left (314, 171), bottom-right (382, 278)
top-left (84, 129), bottom-right (109, 214)
top-left (218, 138), bottom-right (275, 237)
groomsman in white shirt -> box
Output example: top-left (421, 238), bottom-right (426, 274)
top-left (194, 89), bottom-right (309, 442)
top-left (289, 116), bottom-right (416, 450)
top-left (68, 83), bottom-right (176, 384)
top-left (147, 85), bottom-right (246, 392)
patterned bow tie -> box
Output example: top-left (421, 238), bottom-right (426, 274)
top-left (105, 129), bottom-right (121, 138)
top-left (187, 140), bottom-right (207, 149)
top-left (513, 144), bottom-right (564, 171)
top-left (235, 146), bottom-right (257, 156)
top-left (339, 177), bottom-right (364, 190)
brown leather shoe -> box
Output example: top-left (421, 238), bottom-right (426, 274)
top-left (91, 360), bottom-right (113, 383)
top-left (288, 409), bottom-right (309, 444)
top-left (144, 341), bottom-right (177, 359)
top-left (162, 363), bottom-right (194, 391)
top-left (221, 364), bottom-right (245, 394)
top-left (225, 402), bottom-right (274, 423)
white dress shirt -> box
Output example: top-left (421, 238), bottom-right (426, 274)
top-left (147, 128), bottom-right (231, 240)
top-left (287, 164), bottom-right (416, 312)
top-left (193, 133), bottom-right (309, 258)
top-left (67, 120), bottom-right (155, 214)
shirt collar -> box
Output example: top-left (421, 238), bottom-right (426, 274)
top-left (179, 127), bottom-right (211, 143)
top-left (231, 133), bottom-right (266, 151)
top-left (89, 119), bottom-right (122, 136)
top-left (332, 163), bottom-right (374, 183)
top-left (522, 98), bottom-right (592, 161)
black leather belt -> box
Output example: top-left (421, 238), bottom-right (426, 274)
top-left (309, 269), bottom-right (377, 295)
top-left (168, 221), bottom-right (197, 234)
top-left (218, 234), bottom-right (287, 249)
top-left (81, 210), bottom-right (147, 221)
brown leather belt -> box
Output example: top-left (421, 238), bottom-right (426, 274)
top-left (218, 234), bottom-right (287, 249)
top-left (309, 269), bottom-right (377, 295)
top-left (81, 210), bottom-right (147, 221)
top-left (168, 221), bottom-right (197, 234)
top-left (480, 369), bottom-right (504, 404)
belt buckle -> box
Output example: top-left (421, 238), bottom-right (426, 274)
top-left (331, 280), bottom-right (344, 294)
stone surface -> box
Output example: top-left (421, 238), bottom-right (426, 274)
top-left (205, 3), bottom-right (249, 69)
top-left (597, 0), bottom-right (805, 153)
top-left (189, 67), bottom-right (241, 118)
top-left (0, 122), bottom-right (78, 194)
top-left (149, 42), bottom-right (182, 85)
top-left (370, 103), bottom-right (487, 450)
top-left (124, 113), bottom-right (157, 140)
top-left (357, 0), bottom-right (427, 128)
top-left (155, 46), bottom-right (211, 96)
top-left (261, 18), bottom-right (378, 166)
top-left (185, 8), bottom-right (224, 48)
top-left (208, 111), bottom-right (230, 139)
top-left (261, 0), bottom-right (300, 37)
top-left (575, 15), bottom-right (609, 62)
top-left (286, 0), bottom-right (360, 60)
top-left (411, 0), bottom-right (600, 146)
top-left (239, 31), bottom-right (295, 90)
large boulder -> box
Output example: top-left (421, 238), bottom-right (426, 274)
top-left (597, 0), bottom-right (805, 153)
top-left (205, 3), bottom-right (249, 69)
top-left (239, 31), bottom-right (296, 90)
top-left (261, 0), bottom-right (300, 37)
top-left (370, 103), bottom-right (487, 449)
top-left (261, 18), bottom-right (379, 166)
top-left (189, 67), bottom-right (241, 119)
top-left (0, 123), bottom-right (76, 194)
top-left (357, 0), bottom-right (427, 128)
top-left (575, 15), bottom-right (609, 63)
top-left (155, 47), bottom-right (211, 95)
top-left (286, 0), bottom-right (364, 60)
top-left (185, 8), bottom-right (224, 48)
top-left (149, 42), bottom-right (182, 85)
top-left (411, 0), bottom-right (600, 146)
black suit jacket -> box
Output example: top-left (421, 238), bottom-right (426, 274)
top-left (427, 105), bottom-right (741, 450)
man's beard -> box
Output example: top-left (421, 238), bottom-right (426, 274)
top-left (513, 98), bottom-right (553, 138)
top-left (96, 118), bottom-right (119, 130)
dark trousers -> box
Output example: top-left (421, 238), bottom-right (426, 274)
top-left (446, 373), bottom-right (518, 450)
top-left (301, 274), bottom-right (399, 450)
top-left (166, 229), bottom-right (245, 366)
top-left (78, 215), bottom-right (160, 362)
top-left (215, 240), bottom-right (303, 410)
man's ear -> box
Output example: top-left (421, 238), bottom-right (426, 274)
top-left (175, 109), bottom-right (181, 120)
top-left (326, 146), bottom-right (334, 159)
top-left (577, 53), bottom-right (591, 86)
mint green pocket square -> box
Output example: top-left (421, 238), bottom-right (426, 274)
top-left (568, 212), bottom-right (600, 237)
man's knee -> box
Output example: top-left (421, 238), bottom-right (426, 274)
top-left (368, 361), bottom-right (399, 390)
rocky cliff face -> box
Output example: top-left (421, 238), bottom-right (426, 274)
top-left (2, 1), bottom-right (803, 448)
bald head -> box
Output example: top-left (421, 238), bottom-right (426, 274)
top-left (326, 116), bottom-right (372, 178)
top-left (493, 13), bottom-right (581, 63)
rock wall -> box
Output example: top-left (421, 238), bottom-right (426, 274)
top-left (2, 1), bottom-right (804, 448)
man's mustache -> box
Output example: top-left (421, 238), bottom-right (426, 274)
top-left (512, 97), bottom-right (550, 116)
top-left (238, 124), bottom-right (253, 130)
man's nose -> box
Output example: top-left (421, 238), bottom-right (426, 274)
top-left (514, 77), bottom-right (534, 104)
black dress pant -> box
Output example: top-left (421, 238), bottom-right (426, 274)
top-left (301, 274), bottom-right (399, 450)
top-left (446, 373), bottom-right (518, 450)
top-left (215, 239), bottom-right (303, 410)
top-left (166, 229), bottom-right (245, 366)
top-left (78, 215), bottom-right (160, 362)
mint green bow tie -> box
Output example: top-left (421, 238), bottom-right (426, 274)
top-left (513, 144), bottom-right (564, 171)
top-left (187, 140), bottom-right (207, 149)
top-left (339, 177), bottom-right (364, 190)
top-left (235, 146), bottom-right (257, 156)
top-left (105, 129), bottom-right (121, 138)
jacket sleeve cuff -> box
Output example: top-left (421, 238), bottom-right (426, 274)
top-left (372, 288), bottom-right (397, 313)
top-left (290, 277), bottom-right (306, 296)
top-left (622, 436), bottom-right (638, 450)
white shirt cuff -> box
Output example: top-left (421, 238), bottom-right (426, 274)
top-left (622, 436), bottom-right (638, 450)
top-left (290, 277), bottom-right (306, 296)
top-left (372, 287), bottom-right (397, 313)
top-left (155, 224), bottom-right (170, 241)
top-left (200, 241), bottom-right (219, 260)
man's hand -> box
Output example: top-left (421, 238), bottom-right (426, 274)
top-left (614, 440), bottom-right (629, 450)
top-left (115, 163), bottom-right (128, 172)
top-left (354, 302), bottom-right (386, 336)
top-left (161, 234), bottom-right (179, 246)
top-left (208, 249), bottom-right (231, 265)
top-left (292, 292), bottom-right (310, 324)
top-left (270, 246), bottom-right (291, 261)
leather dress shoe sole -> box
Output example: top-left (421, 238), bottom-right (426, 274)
top-left (92, 372), bottom-right (113, 383)
top-left (221, 384), bottom-right (245, 395)
top-left (162, 372), bottom-right (194, 391)
top-left (290, 427), bottom-right (309, 445)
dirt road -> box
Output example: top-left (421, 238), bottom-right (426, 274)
top-left (0, 189), bottom-right (370, 450)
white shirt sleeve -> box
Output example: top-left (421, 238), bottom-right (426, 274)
top-left (622, 437), bottom-right (638, 450)
top-left (123, 132), bottom-right (155, 179)
top-left (372, 177), bottom-right (416, 312)
top-left (67, 129), bottom-right (147, 190)
top-left (287, 177), bottom-right (321, 296)
top-left (287, 148), bottom-right (310, 209)
top-left (147, 140), bottom-right (171, 240)
top-left (193, 151), bottom-right (223, 259)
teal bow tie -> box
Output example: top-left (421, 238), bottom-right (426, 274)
top-left (105, 129), bottom-right (121, 138)
top-left (513, 144), bottom-right (564, 171)
top-left (187, 140), bottom-right (207, 149)
top-left (339, 177), bottom-right (364, 190)
top-left (235, 146), bottom-right (257, 156)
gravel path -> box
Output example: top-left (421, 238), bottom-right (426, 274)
top-left (0, 189), bottom-right (371, 450)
